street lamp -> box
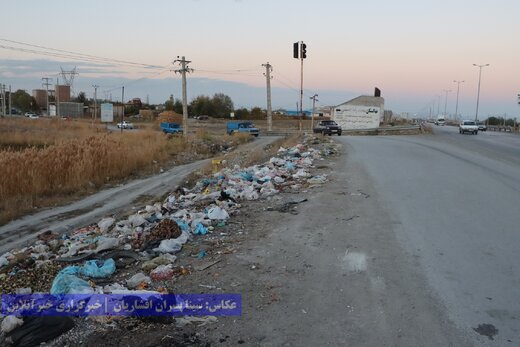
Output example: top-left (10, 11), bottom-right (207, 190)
top-left (453, 80), bottom-right (464, 120)
top-left (442, 89), bottom-right (451, 117)
top-left (473, 63), bottom-right (489, 122)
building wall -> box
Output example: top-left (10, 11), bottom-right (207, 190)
top-left (55, 85), bottom-right (71, 102)
top-left (32, 89), bottom-right (48, 109)
top-left (334, 104), bottom-right (382, 129)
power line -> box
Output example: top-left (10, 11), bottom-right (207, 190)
top-left (0, 38), bottom-right (166, 69)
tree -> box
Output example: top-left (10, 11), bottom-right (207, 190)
top-left (212, 93), bottom-right (234, 118)
top-left (250, 107), bottom-right (265, 119)
top-left (11, 89), bottom-right (38, 112)
top-left (234, 108), bottom-right (250, 119)
top-left (75, 91), bottom-right (88, 105)
top-left (190, 95), bottom-right (214, 117)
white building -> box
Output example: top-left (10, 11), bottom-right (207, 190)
top-left (333, 95), bottom-right (385, 130)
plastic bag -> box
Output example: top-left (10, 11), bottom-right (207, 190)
top-left (141, 254), bottom-right (177, 271)
top-left (1, 316), bottom-right (24, 334)
top-left (50, 272), bottom-right (93, 294)
top-left (153, 235), bottom-right (186, 253)
top-left (97, 217), bottom-right (115, 233)
top-left (150, 264), bottom-right (174, 281)
top-left (94, 237), bottom-right (119, 253)
top-left (78, 259), bottom-right (116, 278)
top-left (126, 272), bottom-right (152, 289)
top-left (0, 256), bottom-right (9, 267)
top-left (193, 223), bottom-right (208, 235)
top-left (129, 214), bottom-right (147, 227)
top-left (207, 206), bottom-right (230, 220)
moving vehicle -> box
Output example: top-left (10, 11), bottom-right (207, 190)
top-left (435, 116), bottom-right (446, 126)
top-left (160, 122), bottom-right (183, 134)
top-left (313, 120), bottom-right (342, 136)
top-left (117, 121), bottom-right (134, 129)
top-left (477, 121), bottom-right (487, 131)
top-left (459, 120), bottom-right (478, 134)
top-left (226, 121), bottom-right (259, 136)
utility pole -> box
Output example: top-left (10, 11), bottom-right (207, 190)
top-left (92, 85), bottom-right (99, 122)
top-left (453, 80), bottom-right (464, 120)
top-left (42, 77), bottom-right (51, 116)
top-left (121, 86), bottom-right (124, 134)
top-left (56, 77), bottom-right (60, 118)
top-left (310, 94), bottom-right (318, 130)
top-left (442, 89), bottom-right (451, 116)
top-left (173, 56), bottom-right (193, 136)
top-left (8, 85), bottom-right (11, 116)
top-left (473, 63), bottom-right (489, 122)
top-left (262, 62), bottom-right (273, 132)
top-left (0, 84), bottom-right (5, 116)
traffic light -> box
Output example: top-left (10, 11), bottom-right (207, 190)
top-left (301, 43), bottom-right (307, 59)
top-left (293, 42), bottom-right (299, 59)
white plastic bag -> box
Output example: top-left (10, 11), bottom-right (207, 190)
top-left (207, 206), bottom-right (230, 220)
top-left (98, 217), bottom-right (115, 233)
top-left (126, 272), bottom-right (152, 289)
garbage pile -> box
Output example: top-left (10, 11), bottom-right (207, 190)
top-left (0, 135), bottom-right (339, 345)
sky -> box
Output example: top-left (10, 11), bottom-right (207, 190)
top-left (1, 0), bottom-right (519, 119)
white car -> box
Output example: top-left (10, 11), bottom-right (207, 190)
top-left (117, 121), bottom-right (134, 129)
top-left (459, 120), bottom-right (478, 134)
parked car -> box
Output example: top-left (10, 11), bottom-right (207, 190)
top-left (226, 121), bottom-right (259, 136)
top-left (313, 120), bottom-right (342, 136)
top-left (477, 122), bottom-right (487, 131)
top-left (25, 112), bottom-right (37, 117)
top-left (160, 122), bottom-right (183, 134)
top-left (459, 120), bottom-right (478, 134)
top-left (117, 121), bottom-right (134, 129)
top-left (28, 114), bottom-right (40, 119)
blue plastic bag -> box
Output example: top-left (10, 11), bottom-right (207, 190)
top-left (78, 259), bottom-right (116, 278)
top-left (193, 223), bottom-right (208, 235)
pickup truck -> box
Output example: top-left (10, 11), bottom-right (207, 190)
top-left (226, 121), bottom-right (259, 136)
top-left (117, 121), bottom-right (134, 129)
top-left (313, 120), bottom-right (342, 136)
top-left (459, 120), bottom-right (478, 134)
top-left (160, 122), bottom-right (183, 134)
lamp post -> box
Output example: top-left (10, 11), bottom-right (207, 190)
top-left (453, 80), bottom-right (464, 120)
top-left (473, 64), bottom-right (489, 122)
top-left (442, 89), bottom-right (452, 117)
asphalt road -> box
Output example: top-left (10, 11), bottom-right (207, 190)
top-left (338, 126), bottom-right (520, 345)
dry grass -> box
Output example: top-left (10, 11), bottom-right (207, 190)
top-left (0, 117), bottom-right (249, 225)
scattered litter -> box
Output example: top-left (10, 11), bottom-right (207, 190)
top-left (193, 223), bottom-right (209, 235)
top-left (194, 258), bottom-right (222, 271)
top-left (207, 206), bottom-right (229, 220)
top-left (197, 250), bottom-right (207, 259)
top-left (1, 316), bottom-right (24, 334)
top-left (126, 272), bottom-right (152, 289)
top-left (6, 316), bottom-right (74, 346)
top-left (150, 264), bottom-right (175, 281)
top-left (175, 316), bottom-right (218, 327)
top-left (97, 217), bottom-right (115, 233)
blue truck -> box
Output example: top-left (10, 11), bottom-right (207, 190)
top-left (160, 122), bottom-right (183, 134)
top-left (226, 121), bottom-right (259, 137)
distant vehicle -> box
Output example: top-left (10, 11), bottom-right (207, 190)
top-left (28, 114), bottom-right (39, 119)
top-left (459, 120), bottom-right (478, 134)
top-left (313, 120), bottom-right (342, 136)
top-left (226, 121), bottom-right (259, 136)
top-left (435, 116), bottom-right (446, 126)
top-left (477, 121), bottom-right (487, 131)
top-left (160, 122), bottom-right (183, 134)
top-left (117, 121), bottom-right (134, 129)
top-left (25, 112), bottom-right (37, 117)
top-left (196, 115), bottom-right (209, 120)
